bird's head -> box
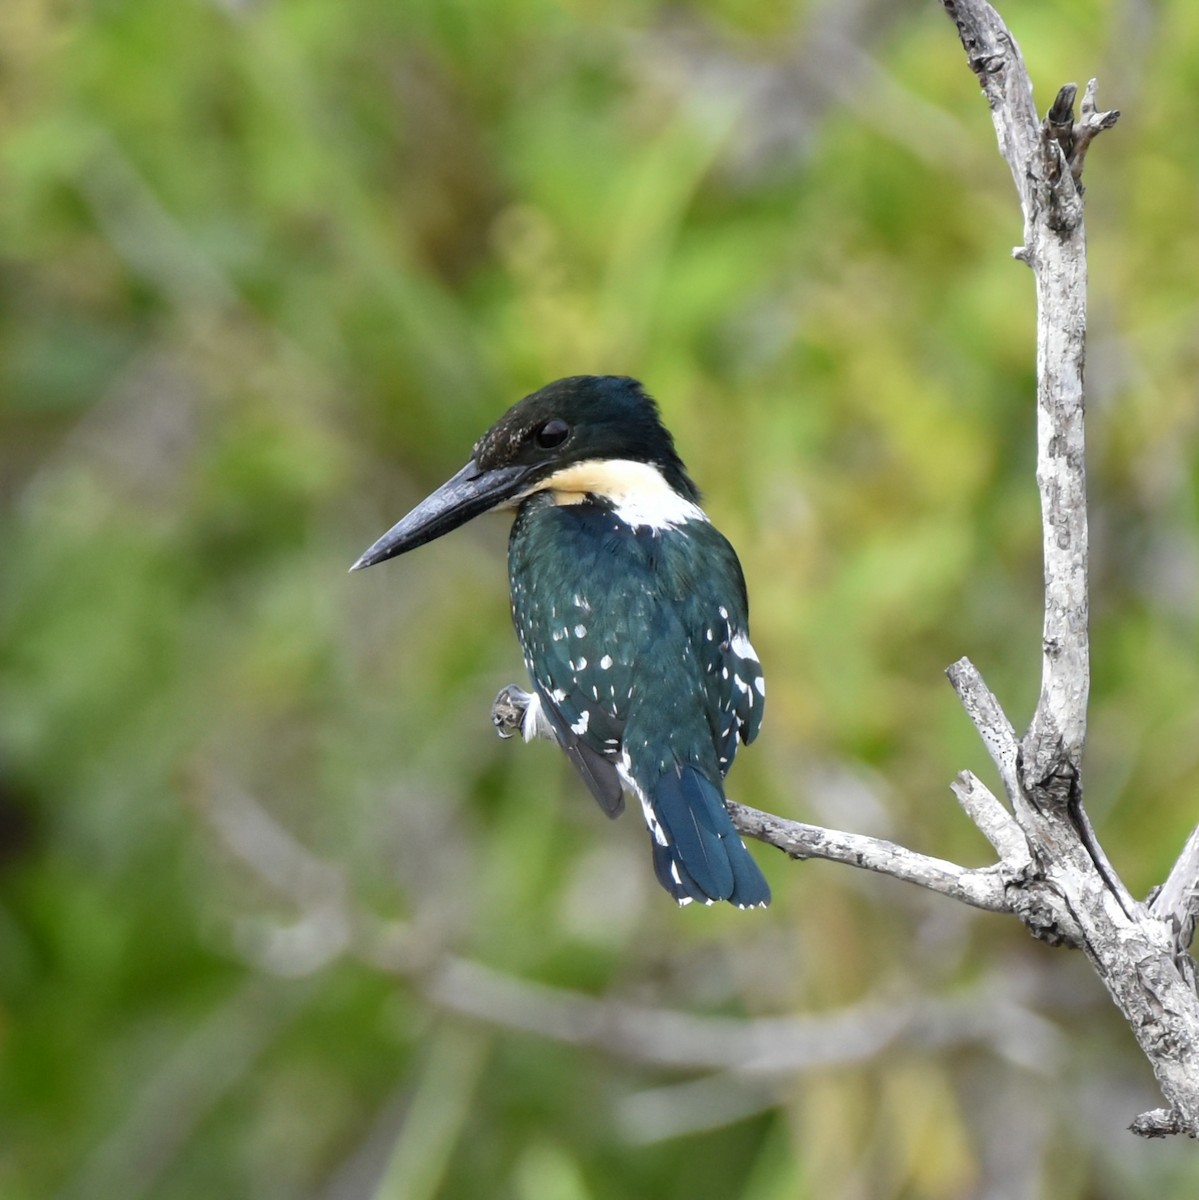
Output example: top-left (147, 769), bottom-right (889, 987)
top-left (351, 375), bottom-right (699, 570)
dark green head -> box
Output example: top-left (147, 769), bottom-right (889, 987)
top-left (472, 376), bottom-right (698, 501)
top-left (352, 376), bottom-right (700, 570)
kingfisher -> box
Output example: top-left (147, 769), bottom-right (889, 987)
top-left (352, 376), bottom-right (770, 908)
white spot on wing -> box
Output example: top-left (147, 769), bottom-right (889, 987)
top-left (600, 654), bottom-right (613, 670)
top-left (571, 710), bottom-right (590, 735)
top-left (730, 631), bottom-right (759, 663)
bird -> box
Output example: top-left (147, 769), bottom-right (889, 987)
top-left (352, 375), bottom-right (770, 908)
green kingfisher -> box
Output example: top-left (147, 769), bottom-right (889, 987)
top-left (352, 376), bottom-right (770, 909)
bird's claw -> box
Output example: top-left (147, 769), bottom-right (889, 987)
top-left (492, 684), bottom-right (531, 739)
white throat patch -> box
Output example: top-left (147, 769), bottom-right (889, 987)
top-left (535, 458), bottom-right (707, 531)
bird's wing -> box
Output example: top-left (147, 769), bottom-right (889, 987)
top-left (516, 586), bottom-right (632, 820)
top-left (528, 677), bottom-right (625, 817)
top-left (681, 526), bottom-right (765, 776)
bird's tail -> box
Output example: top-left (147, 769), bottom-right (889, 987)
top-left (645, 765), bottom-right (770, 908)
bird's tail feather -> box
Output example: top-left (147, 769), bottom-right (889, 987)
top-left (648, 766), bottom-right (770, 908)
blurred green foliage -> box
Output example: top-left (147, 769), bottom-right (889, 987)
top-left (3, 0), bottom-right (1199, 1196)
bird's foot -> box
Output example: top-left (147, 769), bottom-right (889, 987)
top-left (492, 684), bottom-right (532, 740)
top-left (492, 684), bottom-right (557, 744)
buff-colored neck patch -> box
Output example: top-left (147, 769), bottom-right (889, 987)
top-left (534, 458), bottom-right (707, 530)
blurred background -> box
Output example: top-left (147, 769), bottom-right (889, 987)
top-left (3, 0), bottom-right (1199, 1196)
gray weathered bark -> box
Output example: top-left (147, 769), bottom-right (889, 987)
top-left (939, 0), bottom-right (1199, 1138)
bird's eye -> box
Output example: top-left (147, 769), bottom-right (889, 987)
top-left (533, 418), bottom-right (570, 449)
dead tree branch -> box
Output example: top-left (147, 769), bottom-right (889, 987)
top-left (939, 0), bottom-right (1199, 1138)
top-left (1151, 823), bottom-right (1199, 961)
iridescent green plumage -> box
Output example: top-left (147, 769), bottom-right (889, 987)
top-left (510, 490), bottom-right (767, 906)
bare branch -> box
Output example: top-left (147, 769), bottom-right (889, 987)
top-left (949, 770), bottom-right (1027, 862)
top-left (939, 0), bottom-right (1041, 231)
top-left (937, 0), bottom-right (1199, 1139)
top-left (945, 658), bottom-right (1021, 803)
top-left (938, 2), bottom-right (1109, 788)
top-left (1129, 1108), bottom-right (1191, 1139)
top-left (1070, 78), bottom-right (1121, 186)
top-left (1150, 823), bottom-right (1199, 956)
top-left (727, 799), bottom-right (1008, 912)
top-left (1045, 83), bottom-right (1078, 168)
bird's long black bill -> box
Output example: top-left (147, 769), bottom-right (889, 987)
top-left (350, 459), bottom-right (529, 571)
